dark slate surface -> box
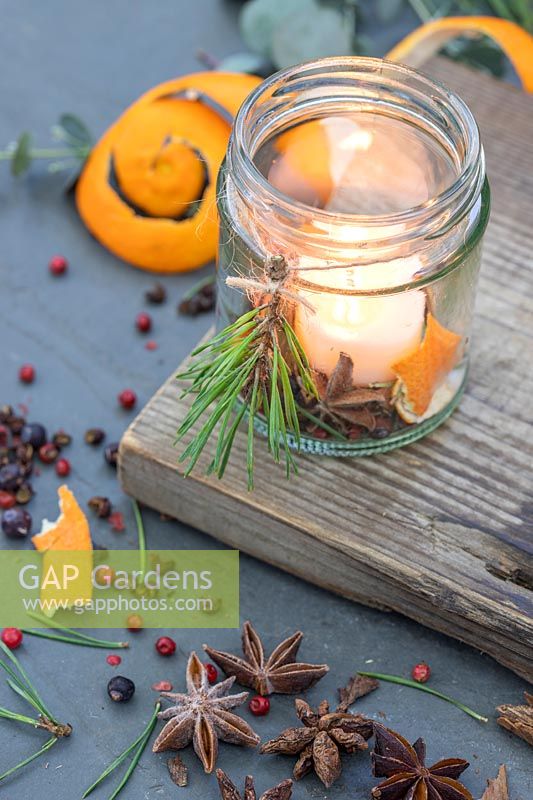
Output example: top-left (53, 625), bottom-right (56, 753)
top-left (0, 1), bottom-right (530, 797)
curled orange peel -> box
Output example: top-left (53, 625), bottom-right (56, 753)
top-left (392, 313), bottom-right (462, 417)
top-left (32, 484), bottom-right (92, 552)
top-left (76, 72), bottom-right (261, 273)
top-left (386, 16), bottom-right (533, 93)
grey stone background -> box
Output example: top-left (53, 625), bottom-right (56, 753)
top-left (0, 1), bottom-right (530, 798)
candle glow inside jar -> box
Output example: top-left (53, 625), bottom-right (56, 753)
top-left (216, 58), bottom-right (489, 455)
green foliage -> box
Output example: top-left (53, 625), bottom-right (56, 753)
top-left (271, 4), bottom-right (354, 68)
top-left (176, 306), bottom-right (318, 490)
top-left (11, 132), bottom-right (32, 176)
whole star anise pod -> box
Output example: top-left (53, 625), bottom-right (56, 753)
top-left (203, 620), bottom-right (329, 696)
top-left (371, 723), bottom-right (473, 800)
top-left (152, 651), bottom-right (260, 773)
top-left (216, 769), bottom-right (293, 800)
top-left (261, 698), bottom-right (373, 787)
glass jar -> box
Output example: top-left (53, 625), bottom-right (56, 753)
top-left (216, 57), bottom-right (489, 455)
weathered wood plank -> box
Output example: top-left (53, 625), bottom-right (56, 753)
top-left (118, 58), bottom-right (533, 682)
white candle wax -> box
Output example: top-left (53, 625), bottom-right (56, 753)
top-left (294, 256), bottom-right (426, 385)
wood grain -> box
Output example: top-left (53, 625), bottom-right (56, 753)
top-left (119, 58), bottom-right (533, 682)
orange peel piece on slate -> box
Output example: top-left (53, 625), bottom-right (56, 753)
top-left (392, 314), bottom-right (461, 418)
top-left (76, 72), bottom-right (261, 273)
top-left (387, 16), bottom-right (533, 93)
top-left (32, 484), bottom-right (93, 552)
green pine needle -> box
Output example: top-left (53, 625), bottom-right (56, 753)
top-left (0, 737), bottom-right (57, 783)
top-left (176, 304), bottom-right (317, 488)
top-left (22, 611), bottom-right (128, 649)
top-left (82, 702), bottom-right (161, 799)
top-left (358, 671), bottom-right (488, 722)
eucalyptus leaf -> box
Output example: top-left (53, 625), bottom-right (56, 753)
top-left (271, 4), bottom-right (354, 69)
top-left (240, 0), bottom-right (317, 58)
top-left (58, 113), bottom-right (93, 148)
top-left (375, 0), bottom-right (404, 23)
top-left (217, 51), bottom-right (269, 74)
top-left (11, 132), bottom-right (32, 176)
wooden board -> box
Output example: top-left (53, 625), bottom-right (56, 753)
top-left (118, 58), bottom-right (533, 683)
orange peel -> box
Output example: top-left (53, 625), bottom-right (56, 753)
top-left (32, 484), bottom-right (92, 552)
top-left (386, 16), bottom-right (533, 93)
top-left (76, 72), bottom-right (261, 273)
top-left (391, 313), bottom-right (461, 418)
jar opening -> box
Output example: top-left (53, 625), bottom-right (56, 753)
top-left (226, 57), bottom-right (485, 280)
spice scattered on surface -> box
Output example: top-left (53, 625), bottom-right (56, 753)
top-left (104, 442), bottom-right (119, 468)
top-left (152, 680), bottom-right (173, 692)
top-left (261, 698), bottom-right (373, 787)
top-left (2, 507), bottom-right (32, 538)
top-left (371, 724), bottom-right (472, 800)
top-left (204, 663), bottom-right (218, 685)
top-left (168, 754), bottom-right (189, 787)
top-left (204, 620), bottom-right (329, 696)
top-left (22, 423), bottom-right (47, 448)
top-left (108, 510), bottom-right (125, 531)
top-left (118, 389), bottom-right (136, 410)
top-left (145, 282), bottom-right (167, 304)
top-left (48, 254), bottom-right (68, 276)
top-left (88, 496), bottom-right (112, 518)
top-left (155, 636), bottom-right (176, 657)
top-left (38, 442), bottom-right (59, 464)
top-left (496, 692), bottom-right (533, 747)
top-left (411, 662), bottom-right (431, 683)
top-left (136, 312), bottom-right (152, 333)
top-left (55, 458), bottom-right (71, 477)
top-left (216, 769), bottom-right (292, 800)
top-left (153, 651), bottom-right (260, 773)
top-left (0, 491), bottom-right (16, 510)
top-left (145, 339), bottom-right (158, 351)
top-left (84, 427), bottom-right (105, 446)
top-left (127, 613), bottom-right (143, 633)
top-left (107, 675), bottom-right (135, 703)
top-left (1, 627), bottom-right (23, 650)
top-left (52, 430), bottom-right (72, 449)
top-left (19, 364), bottom-right (36, 384)
top-left (481, 765), bottom-right (509, 800)
top-left (249, 695), bottom-right (270, 716)
top-left (337, 674), bottom-right (379, 712)
top-left (106, 654), bottom-right (122, 667)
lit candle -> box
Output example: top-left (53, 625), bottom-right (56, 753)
top-left (294, 256), bottom-right (426, 385)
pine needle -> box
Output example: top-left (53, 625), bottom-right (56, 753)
top-left (22, 611), bottom-right (128, 649)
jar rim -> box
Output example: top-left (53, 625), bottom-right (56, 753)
top-left (229, 56), bottom-right (484, 244)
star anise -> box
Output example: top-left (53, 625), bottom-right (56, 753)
top-left (152, 651), bottom-right (260, 773)
top-left (371, 723), bottom-right (473, 800)
top-left (304, 353), bottom-right (392, 434)
top-left (261, 698), bottom-right (373, 787)
top-left (216, 769), bottom-right (293, 800)
top-left (203, 620), bottom-right (329, 696)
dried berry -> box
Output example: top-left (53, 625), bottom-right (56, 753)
top-left (118, 389), bottom-right (136, 410)
top-left (145, 340), bottom-right (158, 351)
top-left (0, 406), bottom-right (14, 423)
top-left (136, 312), bottom-right (152, 333)
top-left (145, 282), bottom-right (167, 304)
top-left (0, 425), bottom-right (8, 447)
top-left (16, 443), bottom-right (34, 463)
top-left (0, 463), bottom-right (23, 492)
top-left (0, 491), bottom-right (16, 510)
top-left (84, 428), bottom-right (105, 446)
top-left (38, 443), bottom-right (59, 464)
top-left (178, 278), bottom-right (216, 316)
top-left (127, 613), bottom-right (143, 632)
top-left (109, 511), bottom-right (125, 532)
top-left (19, 364), bottom-right (35, 384)
top-left (15, 484), bottom-right (33, 505)
top-left (411, 662), bottom-right (431, 683)
top-left (155, 636), bottom-right (176, 657)
top-left (48, 255), bottom-right (68, 275)
top-left (2, 508), bottom-right (32, 538)
top-left (106, 655), bottom-right (122, 667)
top-left (104, 442), bottom-right (119, 468)
top-left (107, 675), bottom-right (135, 703)
top-left (249, 695), bottom-right (270, 716)
top-left (88, 496), bottom-right (112, 518)
top-left (52, 430), bottom-right (72, 449)
top-left (21, 423), bottom-right (47, 448)
top-left (1, 627), bottom-right (23, 650)
top-left (55, 458), bottom-right (71, 477)
top-left (152, 680), bottom-right (173, 692)
top-left (204, 663), bottom-right (218, 685)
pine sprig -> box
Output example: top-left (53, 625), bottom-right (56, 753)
top-left (0, 640), bottom-right (71, 783)
top-left (176, 257), bottom-right (318, 490)
top-left (82, 702), bottom-right (161, 800)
